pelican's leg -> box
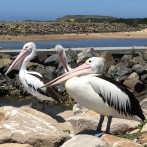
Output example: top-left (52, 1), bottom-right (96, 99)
top-left (95, 115), bottom-right (104, 137)
top-left (73, 102), bottom-right (82, 115)
top-left (105, 116), bottom-right (112, 134)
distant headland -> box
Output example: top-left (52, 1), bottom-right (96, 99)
top-left (0, 15), bottom-right (147, 41)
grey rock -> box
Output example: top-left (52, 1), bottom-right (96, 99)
top-left (118, 59), bottom-right (136, 68)
top-left (44, 54), bottom-right (60, 67)
top-left (61, 135), bottom-right (109, 147)
top-left (132, 64), bottom-right (146, 75)
top-left (143, 51), bottom-right (147, 61)
top-left (35, 52), bottom-right (51, 64)
top-left (108, 65), bottom-right (132, 82)
top-left (141, 74), bottom-right (147, 84)
top-left (77, 48), bottom-right (98, 64)
top-left (121, 55), bottom-right (132, 62)
top-left (35, 64), bottom-right (57, 80)
top-left (66, 49), bottom-right (78, 69)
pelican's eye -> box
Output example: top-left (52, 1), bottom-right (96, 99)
top-left (88, 60), bottom-right (92, 63)
top-left (24, 46), bottom-right (28, 50)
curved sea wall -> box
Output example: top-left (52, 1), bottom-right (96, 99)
top-left (0, 22), bottom-right (146, 35)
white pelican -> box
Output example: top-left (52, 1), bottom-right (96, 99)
top-left (55, 44), bottom-right (71, 72)
top-left (42, 57), bottom-right (145, 135)
top-left (55, 44), bottom-right (81, 109)
top-left (5, 42), bottom-right (63, 106)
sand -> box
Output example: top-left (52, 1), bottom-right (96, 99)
top-left (0, 29), bottom-right (147, 41)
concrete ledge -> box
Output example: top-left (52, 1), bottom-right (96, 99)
top-left (0, 46), bottom-right (147, 55)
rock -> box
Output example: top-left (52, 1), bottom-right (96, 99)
top-left (66, 48), bottom-right (78, 69)
top-left (0, 59), bottom-right (12, 71)
top-left (107, 65), bottom-right (132, 82)
top-left (101, 134), bottom-right (143, 147)
top-left (120, 55), bottom-right (136, 68)
top-left (61, 135), bottom-right (109, 147)
top-left (0, 106), bottom-right (70, 147)
top-left (133, 55), bottom-right (145, 64)
top-left (77, 48), bottom-right (98, 64)
top-left (0, 143), bottom-right (32, 147)
top-left (132, 64), bottom-right (146, 75)
top-left (123, 73), bottom-right (144, 93)
top-left (138, 134), bottom-right (147, 145)
top-left (44, 54), bottom-right (60, 67)
top-left (143, 51), bottom-right (147, 61)
top-left (35, 64), bottom-right (57, 80)
top-left (0, 53), bottom-right (12, 59)
top-left (129, 129), bottom-right (140, 134)
top-left (121, 55), bottom-right (133, 62)
top-left (100, 51), bottom-right (115, 69)
top-left (140, 74), bottom-right (147, 84)
top-left (141, 123), bottom-right (147, 133)
top-left (67, 112), bottom-right (139, 135)
top-left (35, 52), bottom-right (51, 64)
top-left (140, 98), bottom-right (147, 110)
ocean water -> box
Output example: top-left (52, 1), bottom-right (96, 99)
top-left (0, 38), bottom-right (147, 49)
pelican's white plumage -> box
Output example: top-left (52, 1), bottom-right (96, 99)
top-left (43, 57), bottom-right (145, 135)
top-left (5, 42), bottom-right (62, 103)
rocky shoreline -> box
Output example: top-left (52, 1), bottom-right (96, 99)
top-left (0, 47), bottom-right (147, 146)
top-left (0, 22), bottom-right (147, 36)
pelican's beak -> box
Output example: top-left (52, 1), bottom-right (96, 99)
top-left (55, 45), bottom-right (69, 72)
top-left (5, 48), bottom-right (29, 75)
top-left (42, 63), bottom-right (91, 88)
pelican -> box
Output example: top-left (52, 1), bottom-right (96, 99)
top-left (55, 44), bottom-right (81, 109)
top-left (5, 42), bottom-right (63, 106)
top-left (55, 44), bottom-right (71, 72)
top-left (42, 57), bottom-right (145, 135)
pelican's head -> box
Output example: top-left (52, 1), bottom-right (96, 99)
top-left (55, 44), bottom-right (69, 72)
top-left (42, 57), bottom-right (106, 87)
top-left (86, 57), bottom-right (106, 74)
top-left (5, 42), bottom-right (36, 75)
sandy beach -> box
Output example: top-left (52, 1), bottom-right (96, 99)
top-left (0, 29), bottom-right (147, 41)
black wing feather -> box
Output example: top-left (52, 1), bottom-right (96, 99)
top-left (97, 75), bottom-right (145, 121)
top-left (28, 73), bottom-right (63, 103)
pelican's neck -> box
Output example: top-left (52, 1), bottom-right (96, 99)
top-left (20, 52), bottom-right (35, 73)
top-left (64, 64), bottom-right (72, 72)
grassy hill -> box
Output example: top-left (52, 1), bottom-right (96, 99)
top-left (56, 15), bottom-right (147, 25)
top-left (56, 15), bottom-right (117, 22)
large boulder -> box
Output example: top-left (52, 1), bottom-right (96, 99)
top-left (61, 135), bottom-right (109, 147)
top-left (0, 143), bottom-right (32, 147)
top-left (0, 106), bottom-right (71, 147)
top-left (101, 134), bottom-right (143, 147)
top-left (67, 110), bottom-right (139, 135)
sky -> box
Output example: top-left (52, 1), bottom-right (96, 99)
top-left (0, 0), bottom-right (147, 21)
